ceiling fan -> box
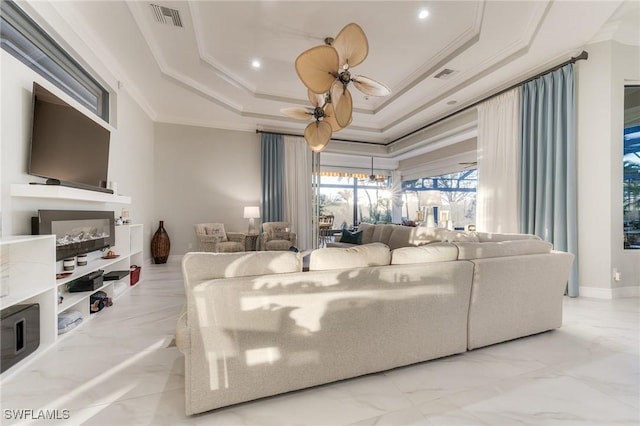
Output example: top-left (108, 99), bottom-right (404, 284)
top-left (367, 157), bottom-right (386, 183)
top-left (459, 161), bottom-right (478, 169)
top-left (281, 89), bottom-right (351, 152)
top-left (295, 23), bottom-right (391, 129)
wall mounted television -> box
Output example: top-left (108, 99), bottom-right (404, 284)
top-left (32, 210), bottom-right (115, 261)
top-left (28, 82), bottom-right (112, 193)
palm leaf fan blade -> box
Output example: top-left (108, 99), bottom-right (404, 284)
top-left (280, 107), bottom-right (312, 120)
top-left (307, 89), bottom-right (325, 108)
top-left (295, 46), bottom-right (339, 94)
top-left (352, 75), bottom-right (391, 97)
top-left (333, 23), bottom-right (369, 68)
top-left (323, 103), bottom-right (343, 132)
top-left (304, 121), bottom-right (332, 152)
top-left (333, 87), bottom-right (353, 129)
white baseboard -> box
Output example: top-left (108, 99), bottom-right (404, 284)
top-left (579, 286), bottom-right (640, 299)
top-left (613, 286), bottom-right (640, 298)
top-left (579, 287), bottom-right (613, 299)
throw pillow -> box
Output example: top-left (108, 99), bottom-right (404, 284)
top-left (204, 224), bottom-right (228, 243)
top-left (339, 230), bottom-right (362, 244)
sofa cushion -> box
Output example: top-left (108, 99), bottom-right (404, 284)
top-left (475, 232), bottom-right (541, 242)
top-left (204, 223), bottom-right (228, 242)
top-left (442, 230), bottom-right (480, 242)
top-left (387, 226), bottom-right (445, 250)
top-left (391, 242), bottom-right (459, 264)
top-left (309, 242), bottom-right (391, 271)
top-left (339, 230), bottom-right (362, 244)
top-left (454, 239), bottom-right (553, 260)
top-left (183, 251), bottom-right (302, 281)
top-left (272, 231), bottom-right (290, 240)
top-left (358, 223), bottom-right (376, 244)
top-left (371, 224), bottom-right (395, 245)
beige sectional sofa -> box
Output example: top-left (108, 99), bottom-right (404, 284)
top-left (177, 233), bottom-right (574, 415)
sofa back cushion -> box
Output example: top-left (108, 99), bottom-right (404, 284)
top-left (442, 230), bottom-right (480, 242)
top-left (309, 242), bottom-right (391, 271)
top-left (370, 224), bottom-right (394, 245)
top-left (387, 226), bottom-right (446, 250)
top-left (391, 242), bottom-right (459, 264)
top-left (454, 239), bottom-right (553, 260)
top-left (358, 223), bottom-right (376, 244)
top-left (183, 251), bottom-right (302, 282)
top-left (475, 232), bottom-right (541, 242)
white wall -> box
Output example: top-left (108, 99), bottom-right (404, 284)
top-left (153, 123), bottom-right (261, 256)
top-left (0, 51), bottom-right (155, 262)
top-left (576, 40), bottom-right (640, 297)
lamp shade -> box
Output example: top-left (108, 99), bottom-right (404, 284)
top-left (243, 206), bottom-right (260, 219)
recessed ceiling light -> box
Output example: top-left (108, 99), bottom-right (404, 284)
top-left (447, 100), bottom-right (457, 105)
top-left (251, 60), bottom-right (261, 69)
top-left (418, 9), bottom-right (429, 20)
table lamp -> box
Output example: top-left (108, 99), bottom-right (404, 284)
top-left (243, 206), bottom-right (260, 234)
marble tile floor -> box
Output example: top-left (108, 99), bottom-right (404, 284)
top-left (0, 260), bottom-right (638, 426)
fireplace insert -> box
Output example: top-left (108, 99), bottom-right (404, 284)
top-left (32, 210), bottom-right (115, 261)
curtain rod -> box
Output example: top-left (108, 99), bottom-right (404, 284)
top-left (256, 50), bottom-right (588, 147)
top-left (386, 50), bottom-right (589, 146)
top-left (254, 129), bottom-right (383, 145)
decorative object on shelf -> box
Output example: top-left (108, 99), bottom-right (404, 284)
top-left (56, 272), bottom-right (72, 280)
top-left (130, 265), bottom-right (141, 286)
top-left (63, 258), bottom-right (75, 271)
top-left (57, 310), bottom-right (82, 334)
top-left (76, 254), bottom-right (88, 266)
top-left (243, 206), bottom-right (260, 234)
top-left (101, 250), bottom-right (119, 260)
top-left (151, 220), bottom-right (170, 264)
top-left (89, 290), bottom-right (112, 314)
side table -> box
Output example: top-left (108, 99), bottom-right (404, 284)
top-left (245, 233), bottom-right (259, 251)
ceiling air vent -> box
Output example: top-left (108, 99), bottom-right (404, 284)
top-left (150, 4), bottom-right (182, 28)
top-left (434, 68), bottom-right (457, 80)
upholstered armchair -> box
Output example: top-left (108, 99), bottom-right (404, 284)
top-left (194, 223), bottom-right (246, 253)
top-left (259, 222), bottom-right (297, 251)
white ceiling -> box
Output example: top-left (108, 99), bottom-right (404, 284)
top-left (31, 0), bottom-right (639, 158)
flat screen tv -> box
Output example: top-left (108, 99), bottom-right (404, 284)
top-left (28, 82), bottom-right (112, 193)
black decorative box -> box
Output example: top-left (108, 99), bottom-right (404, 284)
top-left (68, 270), bottom-right (104, 292)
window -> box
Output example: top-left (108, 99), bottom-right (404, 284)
top-left (0, 0), bottom-right (109, 121)
top-left (624, 86), bottom-right (640, 249)
top-left (402, 170), bottom-right (477, 229)
top-left (318, 173), bottom-right (392, 229)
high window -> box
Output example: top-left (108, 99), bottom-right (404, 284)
top-left (402, 170), bottom-right (477, 229)
top-left (0, 0), bottom-right (109, 121)
top-left (318, 173), bottom-right (392, 229)
top-left (624, 86), bottom-right (640, 249)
